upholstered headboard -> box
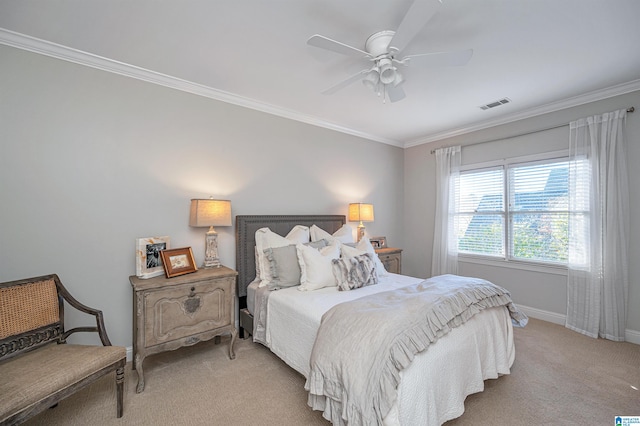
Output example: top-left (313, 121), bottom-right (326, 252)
top-left (235, 215), bottom-right (345, 298)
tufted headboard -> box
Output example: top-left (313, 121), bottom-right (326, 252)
top-left (235, 215), bottom-right (345, 298)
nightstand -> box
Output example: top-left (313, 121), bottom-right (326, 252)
top-left (375, 247), bottom-right (403, 274)
top-left (129, 266), bottom-right (238, 393)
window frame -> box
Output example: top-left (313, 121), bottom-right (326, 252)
top-left (456, 150), bottom-right (570, 274)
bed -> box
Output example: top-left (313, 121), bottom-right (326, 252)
top-left (235, 215), bottom-right (526, 426)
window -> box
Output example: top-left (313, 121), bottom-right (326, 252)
top-left (455, 156), bottom-right (574, 265)
top-left (456, 167), bottom-right (505, 257)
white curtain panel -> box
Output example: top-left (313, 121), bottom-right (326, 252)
top-left (431, 146), bottom-right (461, 276)
top-left (566, 109), bottom-right (629, 341)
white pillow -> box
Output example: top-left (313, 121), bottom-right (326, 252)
top-left (340, 243), bottom-right (365, 259)
top-left (310, 224), bottom-right (354, 244)
top-left (255, 225), bottom-right (310, 286)
top-left (342, 237), bottom-right (389, 277)
top-left (285, 225), bottom-right (310, 244)
top-left (297, 241), bottom-right (341, 291)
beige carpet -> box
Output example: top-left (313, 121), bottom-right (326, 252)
top-left (24, 318), bottom-right (639, 425)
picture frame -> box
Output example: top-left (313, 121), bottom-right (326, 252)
top-left (136, 236), bottom-right (170, 279)
top-left (160, 247), bottom-right (198, 278)
top-left (369, 236), bottom-right (387, 249)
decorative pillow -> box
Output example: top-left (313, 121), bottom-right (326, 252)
top-left (263, 240), bottom-right (328, 290)
top-left (255, 225), bottom-right (309, 286)
top-left (340, 243), bottom-right (366, 259)
top-left (310, 224), bottom-right (354, 244)
top-left (297, 241), bottom-right (341, 291)
top-left (255, 247), bottom-right (262, 281)
top-left (353, 237), bottom-right (388, 277)
top-left (264, 245), bottom-right (301, 289)
top-left (307, 239), bottom-right (329, 250)
top-left (285, 225), bottom-right (310, 244)
top-left (332, 253), bottom-right (378, 291)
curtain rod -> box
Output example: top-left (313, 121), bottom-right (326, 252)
top-left (430, 106), bottom-right (635, 154)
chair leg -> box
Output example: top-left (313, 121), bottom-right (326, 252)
top-left (116, 366), bottom-right (125, 418)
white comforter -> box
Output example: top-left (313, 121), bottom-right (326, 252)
top-left (262, 273), bottom-right (516, 425)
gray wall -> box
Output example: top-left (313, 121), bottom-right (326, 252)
top-left (0, 45), bottom-right (404, 347)
top-left (404, 90), bottom-right (640, 335)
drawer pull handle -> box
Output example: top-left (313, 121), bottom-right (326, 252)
top-left (184, 297), bottom-right (201, 314)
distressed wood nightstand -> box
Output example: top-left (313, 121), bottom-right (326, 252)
top-left (129, 266), bottom-right (238, 393)
top-left (375, 247), bottom-right (403, 274)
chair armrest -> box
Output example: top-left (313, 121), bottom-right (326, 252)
top-left (57, 282), bottom-right (113, 346)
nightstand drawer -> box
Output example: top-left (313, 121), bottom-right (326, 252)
top-left (143, 277), bottom-right (234, 347)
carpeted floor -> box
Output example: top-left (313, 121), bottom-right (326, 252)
top-left (23, 318), bottom-right (639, 425)
top-left (446, 318), bottom-right (639, 425)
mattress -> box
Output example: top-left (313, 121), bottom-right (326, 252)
top-left (262, 273), bottom-right (515, 425)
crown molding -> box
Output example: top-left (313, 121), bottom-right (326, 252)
top-left (404, 79), bottom-right (640, 148)
top-left (0, 28), bottom-right (402, 147)
top-left (3, 28), bottom-right (637, 150)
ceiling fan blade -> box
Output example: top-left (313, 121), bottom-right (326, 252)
top-left (402, 48), bottom-right (473, 67)
top-left (322, 69), bottom-right (369, 95)
top-left (389, 0), bottom-right (443, 54)
top-left (387, 85), bottom-right (406, 103)
top-left (307, 34), bottom-right (371, 58)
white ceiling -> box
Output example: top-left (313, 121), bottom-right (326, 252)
top-left (2, 0), bottom-right (640, 147)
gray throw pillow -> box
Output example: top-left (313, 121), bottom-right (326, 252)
top-left (264, 245), bottom-right (301, 289)
top-left (331, 253), bottom-right (378, 291)
top-left (264, 240), bottom-right (331, 290)
top-left (307, 239), bottom-right (329, 250)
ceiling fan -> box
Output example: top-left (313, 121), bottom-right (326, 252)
top-left (307, 0), bottom-right (473, 103)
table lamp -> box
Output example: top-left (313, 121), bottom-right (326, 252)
top-left (348, 203), bottom-right (374, 242)
top-left (189, 198), bottom-right (232, 268)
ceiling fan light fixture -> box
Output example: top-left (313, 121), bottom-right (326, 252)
top-left (378, 58), bottom-right (396, 84)
top-left (363, 69), bottom-right (380, 90)
top-left (380, 69), bottom-right (396, 85)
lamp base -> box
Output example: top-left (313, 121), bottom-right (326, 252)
top-left (204, 228), bottom-right (221, 268)
top-left (203, 260), bottom-right (221, 268)
top-left (357, 224), bottom-right (366, 242)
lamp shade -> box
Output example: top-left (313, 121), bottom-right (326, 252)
top-left (348, 203), bottom-right (374, 222)
top-left (189, 199), bottom-right (232, 227)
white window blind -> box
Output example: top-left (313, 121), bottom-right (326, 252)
top-left (454, 157), bottom-right (576, 266)
top-left (456, 167), bottom-right (505, 257)
top-left (508, 161), bottom-right (569, 263)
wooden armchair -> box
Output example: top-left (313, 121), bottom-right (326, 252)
top-left (0, 274), bottom-right (126, 425)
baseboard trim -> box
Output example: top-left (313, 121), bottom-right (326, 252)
top-left (625, 329), bottom-right (640, 345)
top-left (518, 304), bottom-right (566, 325)
top-left (518, 304), bottom-right (640, 345)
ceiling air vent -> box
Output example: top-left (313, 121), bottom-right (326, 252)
top-left (480, 98), bottom-right (511, 110)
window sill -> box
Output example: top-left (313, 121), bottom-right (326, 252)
top-left (459, 255), bottom-right (568, 276)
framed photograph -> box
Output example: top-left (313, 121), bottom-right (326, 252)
top-left (160, 247), bottom-right (198, 278)
top-left (369, 236), bottom-right (387, 249)
top-left (136, 236), bottom-right (170, 279)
